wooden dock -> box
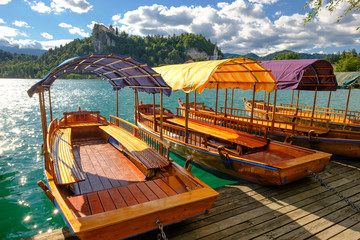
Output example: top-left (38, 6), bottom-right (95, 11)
top-left (24, 158), bottom-right (360, 240)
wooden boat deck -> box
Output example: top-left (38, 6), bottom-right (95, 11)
top-left (68, 141), bottom-right (189, 218)
top-left (29, 158), bottom-right (360, 239)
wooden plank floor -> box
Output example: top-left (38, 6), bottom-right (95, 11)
top-left (25, 158), bottom-right (360, 240)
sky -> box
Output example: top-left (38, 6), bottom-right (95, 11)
top-left (0, 0), bottom-right (359, 56)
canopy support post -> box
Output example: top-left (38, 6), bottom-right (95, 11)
top-left (271, 89), bottom-right (277, 132)
top-left (153, 94), bottom-right (157, 132)
top-left (160, 89), bottom-right (164, 142)
top-left (134, 89), bottom-right (139, 127)
top-left (224, 89), bottom-right (228, 117)
top-left (215, 84), bottom-right (219, 116)
top-left (185, 92), bottom-right (189, 144)
top-left (249, 84), bottom-right (256, 133)
top-left (344, 87), bottom-right (352, 124)
top-left (326, 91), bottom-right (332, 113)
top-left (291, 90), bottom-right (294, 105)
top-left (194, 91), bottom-right (197, 113)
top-left (116, 88), bottom-right (119, 118)
top-left (310, 87), bottom-right (318, 126)
top-left (294, 90), bottom-right (300, 119)
top-left (263, 90), bottom-right (266, 105)
top-left (267, 92), bottom-right (271, 112)
top-left (38, 87), bottom-right (49, 170)
top-left (48, 86), bottom-right (53, 121)
top-left (230, 89), bottom-right (234, 116)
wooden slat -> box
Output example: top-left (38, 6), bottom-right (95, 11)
top-left (99, 125), bottom-right (169, 169)
top-left (66, 195), bottom-right (91, 217)
top-left (136, 182), bottom-right (158, 201)
top-left (84, 145), bottom-right (113, 189)
top-left (161, 176), bottom-right (188, 194)
top-left (153, 178), bottom-right (177, 196)
top-left (108, 188), bottom-right (127, 209)
top-left (79, 146), bottom-right (104, 192)
top-left (127, 184), bottom-right (149, 204)
top-left (86, 192), bottom-right (104, 215)
top-left (118, 186), bottom-right (138, 206)
top-left (145, 180), bottom-right (168, 199)
top-left (98, 190), bottom-right (116, 212)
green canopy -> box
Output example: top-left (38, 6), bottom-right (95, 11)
top-left (335, 72), bottom-right (360, 88)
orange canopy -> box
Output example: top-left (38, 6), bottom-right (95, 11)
top-left (154, 58), bottom-right (277, 94)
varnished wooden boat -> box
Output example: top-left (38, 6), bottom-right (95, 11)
top-left (27, 54), bottom-right (218, 240)
top-left (257, 59), bottom-right (360, 131)
top-left (179, 99), bottom-right (360, 158)
top-left (137, 59), bottom-right (332, 185)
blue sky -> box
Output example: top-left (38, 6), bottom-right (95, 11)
top-left (0, 0), bottom-right (359, 56)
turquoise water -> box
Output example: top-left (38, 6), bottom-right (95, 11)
top-left (0, 78), bottom-right (359, 239)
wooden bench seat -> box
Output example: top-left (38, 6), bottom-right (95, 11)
top-left (167, 117), bottom-right (268, 149)
top-left (66, 176), bottom-right (188, 218)
top-left (51, 128), bottom-right (86, 185)
top-left (99, 125), bottom-right (170, 170)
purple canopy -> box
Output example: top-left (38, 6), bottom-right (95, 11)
top-left (261, 59), bottom-right (337, 91)
top-left (27, 53), bottom-right (172, 97)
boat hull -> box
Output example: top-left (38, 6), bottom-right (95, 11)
top-left (138, 122), bottom-right (330, 185)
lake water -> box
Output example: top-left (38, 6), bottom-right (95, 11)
top-left (0, 78), bottom-right (359, 239)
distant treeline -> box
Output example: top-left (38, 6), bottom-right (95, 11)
top-left (0, 28), bottom-right (220, 79)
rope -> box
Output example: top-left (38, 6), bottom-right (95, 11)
top-left (306, 169), bottom-right (360, 213)
top-left (156, 219), bottom-right (168, 240)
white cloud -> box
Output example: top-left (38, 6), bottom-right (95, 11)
top-left (27, 0), bottom-right (92, 14)
top-left (112, 0), bottom-right (360, 56)
top-left (0, 36), bottom-right (72, 50)
top-left (0, 18), bottom-right (5, 24)
top-left (59, 22), bottom-right (89, 38)
top-left (13, 20), bottom-right (30, 28)
top-left (59, 22), bottom-right (72, 28)
top-left (0, 26), bottom-right (19, 37)
top-left (248, 0), bottom-right (279, 4)
top-left (30, 1), bottom-right (51, 13)
top-left (39, 39), bottom-right (73, 49)
top-left (41, 32), bottom-right (53, 39)
top-left (0, 0), bottom-right (11, 5)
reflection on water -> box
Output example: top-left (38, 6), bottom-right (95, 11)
top-left (0, 78), bottom-right (358, 239)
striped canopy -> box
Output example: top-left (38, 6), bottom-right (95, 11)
top-left (27, 54), bottom-right (172, 98)
top-left (154, 58), bottom-right (277, 94)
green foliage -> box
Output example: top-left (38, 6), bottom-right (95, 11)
top-left (272, 51), bottom-right (299, 60)
top-left (334, 50), bottom-right (360, 71)
top-left (303, 0), bottom-right (360, 30)
top-left (0, 27), bottom-right (221, 79)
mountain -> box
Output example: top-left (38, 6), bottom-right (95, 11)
top-left (0, 46), bottom-right (46, 56)
top-left (224, 50), bottom-right (327, 60)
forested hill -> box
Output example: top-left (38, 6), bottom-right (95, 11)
top-left (0, 24), bottom-right (221, 79)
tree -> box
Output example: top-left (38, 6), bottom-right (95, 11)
top-left (335, 51), bottom-right (360, 71)
top-left (303, 0), bottom-right (360, 29)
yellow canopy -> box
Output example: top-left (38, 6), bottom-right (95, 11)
top-left (154, 58), bottom-right (277, 94)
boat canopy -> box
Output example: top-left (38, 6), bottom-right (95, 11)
top-left (27, 54), bottom-right (172, 98)
top-left (335, 72), bottom-right (360, 88)
top-left (154, 58), bottom-right (277, 94)
top-left (260, 59), bottom-right (337, 91)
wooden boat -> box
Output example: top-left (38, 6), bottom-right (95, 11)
top-left (250, 60), bottom-right (360, 131)
top-left (137, 58), bottom-right (331, 185)
top-left (27, 54), bottom-right (218, 240)
top-left (178, 99), bottom-right (360, 158)
top-left (177, 59), bottom-right (360, 158)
